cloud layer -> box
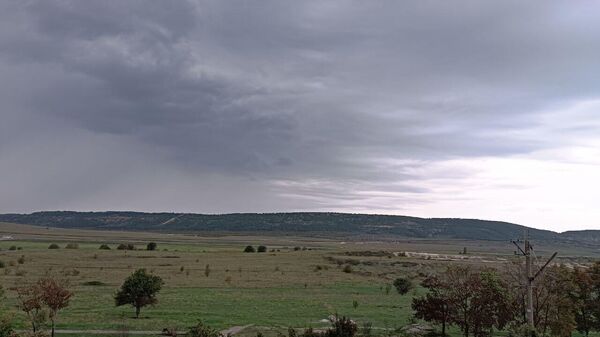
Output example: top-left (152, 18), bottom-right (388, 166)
top-left (1, 1), bottom-right (600, 231)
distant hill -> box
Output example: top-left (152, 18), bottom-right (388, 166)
top-left (1, 211), bottom-right (594, 243)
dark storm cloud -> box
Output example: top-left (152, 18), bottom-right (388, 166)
top-left (1, 0), bottom-right (600, 224)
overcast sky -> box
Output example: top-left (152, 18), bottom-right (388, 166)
top-left (1, 1), bottom-right (599, 231)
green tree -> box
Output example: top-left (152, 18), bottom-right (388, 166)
top-left (257, 245), bottom-right (267, 253)
top-left (573, 267), bottom-right (595, 337)
top-left (146, 242), bottom-right (157, 251)
top-left (115, 269), bottom-right (164, 318)
top-left (243, 245), bottom-right (255, 253)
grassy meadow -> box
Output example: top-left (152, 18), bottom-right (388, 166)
top-left (0, 222), bottom-right (589, 336)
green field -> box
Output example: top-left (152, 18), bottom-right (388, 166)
top-left (0, 222), bottom-right (589, 337)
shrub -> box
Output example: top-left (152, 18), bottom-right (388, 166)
top-left (82, 281), bottom-right (107, 286)
top-left (393, 278), bottom-right (413, 295)
top-left (117, 243), bottom-right (135, 250)
top-left (8, 261), bottom-right (15, 267)
top-left (0, 261), bottom-right (4, 268)
top-left (99, 244), bottom-right (111, 250)
top-left (243, 245), bottom-right (255, 253)
top-left (48, 244), bottom-right (60, 249)
top-left (257, 245), bottom-right (267, 253)
top-left (0, 314), bottom-right (16, 337)
top-left (146, 242), bottom-right (157, 251)
top-left (17, 256), bottom-right (25, 264)
top-left (342, 265), bottom-right (353, 273)
top-left (204, 264), bottom-right (210, 277)
top-left (294, 246), bottom-right (301, 251)
top-left (65, 243), bottom-right (79, 249)
top-left (187, 321), bottom-right (221, 337)
top-left (8, 246), bottom-right (16, 251)
top-left (293, 315), bottom-right (357, 337)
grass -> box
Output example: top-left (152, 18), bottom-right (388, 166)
top-left (0, 221), bottom-right (588, 336)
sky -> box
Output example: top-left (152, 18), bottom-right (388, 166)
top-left (1, 1), bottom-right (600, 232)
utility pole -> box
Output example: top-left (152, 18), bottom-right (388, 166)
top-left (512, 230), bottom-right (557, 336)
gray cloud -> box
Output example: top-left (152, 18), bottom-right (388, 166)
top-left (1, 1), bottom-right (600, 229)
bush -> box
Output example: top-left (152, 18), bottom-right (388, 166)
top-left (0, 314), bottom-right (16, 337)
top-left (342, 265), bottom-right (353, 273)
top-left (65, 243), bottom-right (79, 249)
top-left (243, 245), bottom-right (255, 253)
top-left (48, 244), bottom-right (60, 249)
top-left (0, 261), bottom-right (4, 268)
top-left (292, 315), bottom-right (357, 337)
top-left (8, 246), bottom-right (16, 251)
top-left (257, 245), bottom-right (267, 253)
top-left (17, 256), bottom-right (25, 264)
top-left (393, 277), bottom-right (413, 295)
top-left (147, 242), bottom-right (157, 251)
top-left (187, 321), bottom-right (221, 337)
top-left (117, 243), bottom-right (135, 250)
top-left (99, 244), bottom-right (111, 250)
top-left (82, 281), bottom-right (107, 286)
top-left (294, 246), bottom-right (301, 251)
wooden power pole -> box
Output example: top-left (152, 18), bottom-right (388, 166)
top-left (512, 230), bottom-right (557, 335)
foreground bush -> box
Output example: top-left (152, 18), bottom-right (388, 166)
top-left (187, 321), bottom-right (221, 337)
top-left (291, 315), bottom-right (357, 337)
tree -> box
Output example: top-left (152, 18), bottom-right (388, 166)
top-left (146, 242), bottom-right (157, 251)
top-left (115, 269), bottom-right (164, 318)
top-left (12, 284), bottom-right (46, 332)
top-left (243, 245), bottom-right (255, 253)
top-left (257, 245), bottom-right (267, 253)
top-left (413, 276), bottom-right (452, 335)
top-left (413, 266), bottom-right (513, 337)
top-left (393, 278), bottom-right (413, 295)
top-left (37, 277), bottom-right (73, 337)
top-left (573, 267), bottom-right (595, 337)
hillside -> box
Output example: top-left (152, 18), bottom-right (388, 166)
top-left (0, 211), bottom-right (586, 242)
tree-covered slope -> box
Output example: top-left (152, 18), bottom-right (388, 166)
top-left (0, 211), bottom-right (573, 241)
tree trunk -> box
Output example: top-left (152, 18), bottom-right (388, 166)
top-left (51, 319), bottom-right (55, 337)
top-left (442, 320), bottom-right (446, 336)
top-left (135, 306), bottom-right (141, 318)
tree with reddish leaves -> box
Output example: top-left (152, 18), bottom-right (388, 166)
top-left (37, 277), bottom-right (73, 337)
top-left (12, 284), bottom-right (46, 333)
top-left (412, 275), bottom-right (452, 336)
top-left (412, 266), bottom-right (513, 337)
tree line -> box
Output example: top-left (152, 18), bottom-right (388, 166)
top-left (411, 262), bottom-right (600, 337)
